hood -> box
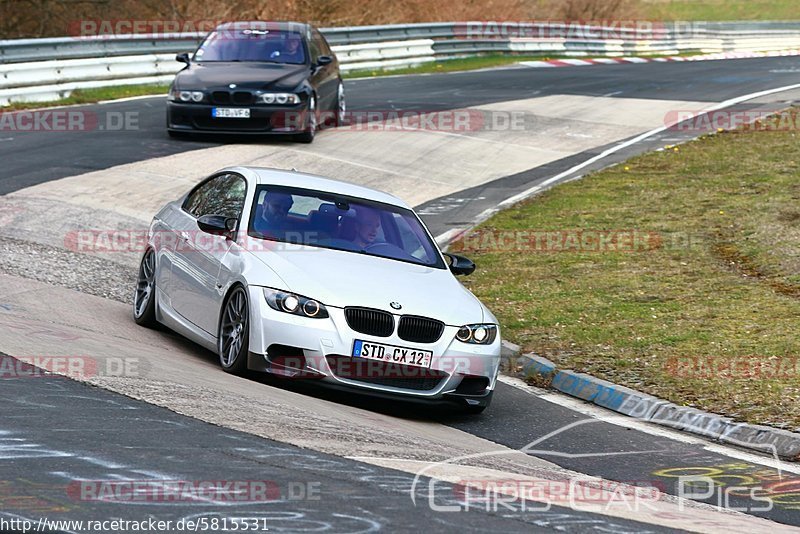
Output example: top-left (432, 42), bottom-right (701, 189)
top-left (245, 246), bottom-right (486, 326)
top-left (175, 62), bottom-right (309, 92)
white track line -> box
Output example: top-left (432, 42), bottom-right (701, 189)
top-left (435, 81), bottom-right (800, 244)
top-left (497, 82), bottom-right (800, 209)
top-left (498, 375), bottom-right (800, 476)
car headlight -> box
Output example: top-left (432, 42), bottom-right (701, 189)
top-left (257, 92), bottom-right (300, 105)
top-left (263, 288), bottom-right (329, 319)
top-left (171, 90), bottom-right (205, 103)
top-left (455, 324), bottom-right (497, 345)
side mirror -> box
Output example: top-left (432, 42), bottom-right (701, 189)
top-left (176, 52), bottom-right (191, 65)
top-left (197, 214), bottom-right (238, 237)
top-left (443, 252), bottom-right (476, 276)
top-left (316, 55), bottom-right (333, 66)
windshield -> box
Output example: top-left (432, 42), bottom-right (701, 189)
top-left (247, 186), bottom-right (446, 269)
top-left (194, 29), bottom-right (307, 64)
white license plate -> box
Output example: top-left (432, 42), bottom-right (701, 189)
top-left (212, 107), bottom-right (250, 118)
top-left (352, 340), bottom-right (433, 368)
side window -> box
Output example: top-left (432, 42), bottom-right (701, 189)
top-left (183, 174), bottom-right (246, 219)
top-left (315, 30), bottom-right (332, 56)
top-left (308, 30), bottom-right (321, 62)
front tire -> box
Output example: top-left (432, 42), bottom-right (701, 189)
top-left (133, 249), bottom-right (158, 327)
top-left (334, 81), bottom-right (346, 126)
top-left (295, 94), bottom-right (317, 143)
top-left (218, 286), bottom-right (250, 375)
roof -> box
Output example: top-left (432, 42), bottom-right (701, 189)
top-left (225, 166), bottom-right (410, 209)
top-left (213, 21), bottom-right (311, 33)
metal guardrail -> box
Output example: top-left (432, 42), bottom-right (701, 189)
top-left (2, 21), bottom-right (800, 105)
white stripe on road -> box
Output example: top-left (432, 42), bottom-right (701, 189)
top-left (493, 82), bottom-right (800, 212)
top-left (497, 375), bottom-right (800, 476)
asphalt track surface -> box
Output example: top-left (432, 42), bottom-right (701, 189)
top-left (0, 356), bottom-right (677, 533)
top-left (3, 56), bottom-right (800, 194)
top-left (3, 56), bottom-right (800, 531)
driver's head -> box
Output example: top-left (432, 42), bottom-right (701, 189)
top-left (262, 192), bottom-right (293, 223)
top-left (285, 36), bottom-right (301, 53)
top-left (353, 206), bottom-right (380, 245)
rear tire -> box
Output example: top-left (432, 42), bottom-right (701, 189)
top-left (218, 286), bottom-right (250, 375)
top-left (133, 249), bottom-right (158, 328)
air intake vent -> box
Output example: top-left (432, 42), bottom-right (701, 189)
top-left (326, 356), bottom-right (447, 391)
top-left (398, 315), bottom-right (445, 343)
top-left (344, 307), bottom-right (394, 337)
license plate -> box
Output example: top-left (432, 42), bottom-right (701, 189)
top-left (352, 340), bottom-right (433, 368)
top-left (212, 107), bottom-right (250, 118)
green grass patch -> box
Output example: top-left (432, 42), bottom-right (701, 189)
top-left (455, 110), bottom-right (800, 430)
top-left (343, 54), bottom-right (558, 78)
top-left (3, 84), bottom-right (169, 111)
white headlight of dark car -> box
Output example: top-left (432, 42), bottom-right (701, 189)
top-left (257, 93), bottom-right (301, 105)
top-left (133, 166), bottom-right (501, 414)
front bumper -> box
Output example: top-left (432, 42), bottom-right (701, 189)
top-left (246, 286), bottom-right (501, 407)
top-left (166, 101), bottom-right (310, 134)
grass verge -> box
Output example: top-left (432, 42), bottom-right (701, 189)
top-left (451, 109), bottom-right (800, 430)
top-left (2, 84), bottom-right (170, 111)
top-left (343, 54), bottom-right (560, 78)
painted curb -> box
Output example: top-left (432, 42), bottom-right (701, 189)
top-left (500, 343), bottom-right (800, 461)
top-left (519, 49), bottom-right (800, 69)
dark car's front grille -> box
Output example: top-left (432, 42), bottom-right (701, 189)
top-left (344, 307), bottom-right (394, 337)
top-left (326, 356), bottom-right (447, 391)
top-left (210, 90), bottom-right (254, 105)
top-left (398, 315), bottom-right (445, 343)
top-left (211, 91), bottom-right (231, 104)
top-left (232, 91), bottom-right (254, 105)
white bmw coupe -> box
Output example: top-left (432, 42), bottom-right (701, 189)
top-left (133, 167), bottom-right (501, 413)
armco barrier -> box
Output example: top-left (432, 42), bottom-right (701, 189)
top-left (1, 21), bottom-right (800, 105)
